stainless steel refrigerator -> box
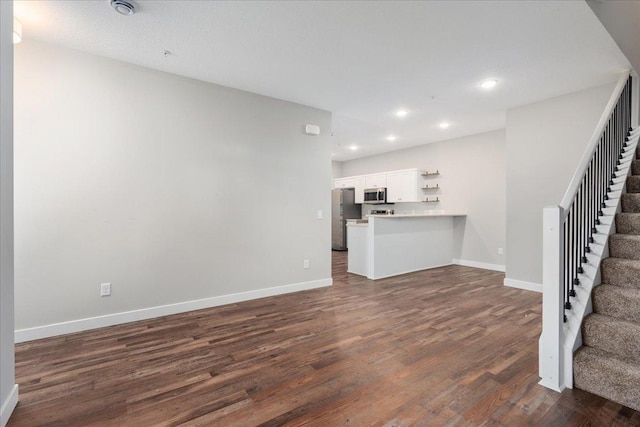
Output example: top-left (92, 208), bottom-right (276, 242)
top-left (332, 188), bottom-right (361, 251)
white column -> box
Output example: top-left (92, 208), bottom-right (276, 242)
top-left (538, 206), bottom-right (566, 392)
top-left (0, 1), bottom-right (17, 426)
top-left (631, 73), bottom-right (639, 129)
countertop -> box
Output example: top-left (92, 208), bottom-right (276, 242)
top-left (367, 212), bottom-right (466, 218)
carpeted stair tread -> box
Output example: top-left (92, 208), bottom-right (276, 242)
top-left (593, 284), bottom-right (640, 323)
top-left (602, 257), bottom-right (640, 289)
top-left (621, 193), bottom-right (640, 213)
top-left (615, 212), bottom-right (640, 234)
top-left (582, 313), bottom-right (640, 362)
top-left (628, 176), bottom-right (640, 193)
top-left (573, 130), bottom-right (640, 409)
top-left (609, 234), bottom-right (640, 260)
top-left (574, 346), bottom-right (640, 412)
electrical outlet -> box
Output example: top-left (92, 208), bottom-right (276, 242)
top-left (303, 259), bottom-right (310, 269)
top-left (317, 210), bottom-right (323, 219)
top-left (498, 248), bottom-right (504, 255)
top-left (100, 283), bottom-right (111, 297)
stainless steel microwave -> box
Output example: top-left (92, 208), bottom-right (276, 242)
top-left (364, 187), bottom-right (387, 204)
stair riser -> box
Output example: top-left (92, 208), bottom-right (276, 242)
top-left (628, 176), bottom-right (640, 193)
top-left (621, 194), bottom-right (640, 213)
top-left (609, 236), bottom-right (640, 260)
top-left (574, 348), bottom-right (640, 412)
top-left (602, 259), bottom-right (640, 289)
top-left (615, 214), bottom-right (640, 235)
top-left (582, 315), bottom-right (640, 362)
top-left (633, 160), bottom-right (640, 175)
top-left (593, 286), bottom-right (640, 324)
top-left (602, 265), bottom-right (640, 289)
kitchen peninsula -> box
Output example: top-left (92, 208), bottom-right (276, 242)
top-left (347, 212), bottom-right (466, 279)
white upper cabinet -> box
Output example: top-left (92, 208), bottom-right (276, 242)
top-left (353, 176), bottom-right (365, 204)
top-left (335, 169), bottom-right (428, 204)
top-left (334, 176), bottom-right (366, 204)
top-left (386, 169), bottom-right (422, 203)
top-left (334, 177), bottom-right (355, 189)
top-left (365, 173), bottom-right (387, 189)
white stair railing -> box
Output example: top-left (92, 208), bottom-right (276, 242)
top-left (539, 71), bottom-right (637, 391)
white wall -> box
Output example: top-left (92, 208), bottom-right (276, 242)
top-left (14, 41), bottom-right (332, 337)
top-left (331, 160), bottom-right (343, 180)
top-left (587, 1), bottom-right (640, 79)
top-left (341, 130), bottom-right (506, 269)
top-left (0, 2), bottom-right (17, 425)
top-left (505, 82), bottom-right (616, 287)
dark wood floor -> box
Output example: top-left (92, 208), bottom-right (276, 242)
top-left (8, 252), bottom-right (640, 426)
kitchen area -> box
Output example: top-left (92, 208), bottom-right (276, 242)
top-left (332, 168), bottom-right (466, 280)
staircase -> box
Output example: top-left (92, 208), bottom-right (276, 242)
top-left (573, 152), bottom-right (640, 411)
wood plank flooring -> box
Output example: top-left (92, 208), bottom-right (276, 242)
top-left (8, 252), bottom-right (640, 426)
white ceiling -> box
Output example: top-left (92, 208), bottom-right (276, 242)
top-left (14, 0), bottom-right (630, 161)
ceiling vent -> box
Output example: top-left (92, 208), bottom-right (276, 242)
top-left (110, 0), bottom-right (137, 16)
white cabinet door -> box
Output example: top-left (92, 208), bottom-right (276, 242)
top-left (354, 176), bottom-right (365, 204)
top-left (334, 177), bottom-right (355, 189)
top-left (386, 170), bottom-right (420, 203)
top-left (365, 173), bottom-right (387, 189)
top-left (342, 170), bottom-right (424, 203)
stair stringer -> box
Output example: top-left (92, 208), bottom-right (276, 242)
top-left (562, 130), bottom-right (640, 389)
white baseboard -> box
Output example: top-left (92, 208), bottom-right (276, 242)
top-left (538, 378), bottom-right (564, 393)
top-left (1, 384), bottom-right (18, 427)
top-left (15, 278), bottom-right (332, 343)
top-left (370, 262), bottom-right (454, 280)
top-left (453, 259), bottom-right (505, 272)
top-left (504, 277), bottom-right (542, 293)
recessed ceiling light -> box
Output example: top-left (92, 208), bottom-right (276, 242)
top-left (386, 135), bottom-right (397, 142)
top-left (479, 79), bottom-right (498, 90)
top-left (395, 109), bottom-right (409, 118)
top-left (439, 122), bottom-right (450, 129)
top-left (111, 0), bottom-right (137, 16)
top-left (349, 145), bottom-right (358, 151)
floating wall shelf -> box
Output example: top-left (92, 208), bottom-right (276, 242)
top-left (422, 184), bottom-right (440, 190)
top-left (421, 170), bottom-right (440, 177)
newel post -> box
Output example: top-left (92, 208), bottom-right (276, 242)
top-left (631, 73), bottom-right (639, 129)
top-left (538, 205), bottom-right (565, 392)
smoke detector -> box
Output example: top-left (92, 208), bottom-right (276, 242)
top-left (110, 0), bottom-right (137, 16)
